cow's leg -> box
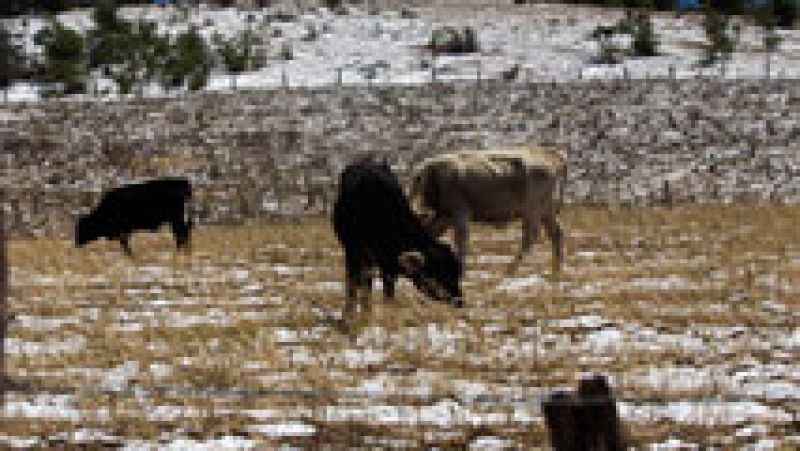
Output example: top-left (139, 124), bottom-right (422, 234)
top-left (453, 213), bottom-right (469, 270)
top-left (509, 216), bottom-right (534, 274)
top-left (543, 214), bottom-right (564, 274)
top-left (358, 268), bottom-right (372, 314)
top-left (343, 252), bottom-right (360, 319)
top-left (171, 219), bottom-right (191, 252)
top-left (382, 271), bottom-right (397, 301)
top-left (118, 233), bottom-right (133, 257)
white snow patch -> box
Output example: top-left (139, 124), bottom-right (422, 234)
top-left (13, 315), bottom-right (81, 331)
top-left (246, 423), bottom-right (316, 437)
top-left (469, 436), bottom-right (516, 449)
top-left (0, 435), bottom-right (40, 448)
top-left (123, 436), bottom-right (258, 450)
top-left (100, 360), bottom-right (140, 392)
top-left (5, 335), bottom-right (86, 356)
top-left (551, 314), bottom-right (609, 329)
top-left (315, 280), bottom-right (343, 292)
top-left (618, 401), bottom-right (792, 425)
top-left (4, 394), bottom-right (82, 421)
top-left (497, 274), bottom-right (547, 291)
top-left (627, 275), bottom-right (697, 291)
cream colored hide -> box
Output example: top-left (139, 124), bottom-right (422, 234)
top-left (409, 147), bottom-right (566, 273)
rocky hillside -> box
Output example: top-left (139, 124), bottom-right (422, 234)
top-left (1, 77), bottom-right (798, 237)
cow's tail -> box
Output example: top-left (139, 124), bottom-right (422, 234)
top-left (413, 164), bottom-right (439, 210)
top-left (183, 179), bottom-right (194, 231)
top-left (555, 161), bottom-right (567, 215)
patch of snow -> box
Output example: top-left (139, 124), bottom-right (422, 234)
top-left (340, 347), bottom-right (387, 368)
top-left (100, 360), bottom-right (140, 392)
top-left (647, 438), bottom-right (700, 450)
top-left (469, 436), bottom-right (516, 450)
top-left (618, 400), bottom-right (792, 425)
top-left (5, 335), bottom-right (86, 356)
top-left (0, 435), bottom-right (40, 448)
top-left (497, 274), bottom-right (547, 291)
top-left (627, 275), bottom-right (697, 291)
top-left (123, 436), bottom-right (258, 450)
top-left (4, 394), bottom-right (81, 421)
top-left (551, 314), bottom-right (609, 329)
top-left (451, 380), bottom-right (489, 402)
top-left (475, 254), bottom-right (514, 265)
top-left (315, 280), bottom-right (343, 292)
top-left (241, 409), bottom-right (281, 421)
top-left (246, 423), bottom-right (316, 437)
top-left (323, 401), bottom-right (508, 427)
top-left (6, 4), bottom-right (799, 100)
top-left (586, 328), bottom-right (624, 351)
top-left (146, 405), bottom-right (200, 422)
top-left (149, 363), bottom-right (172, 379)
top-left (12, 314), bottom-right (81, 331)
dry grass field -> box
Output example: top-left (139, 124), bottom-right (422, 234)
top-left (3, 203), bottom-right (799, 448)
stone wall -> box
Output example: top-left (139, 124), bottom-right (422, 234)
top-left (1, 77), bottom-right (798, 237)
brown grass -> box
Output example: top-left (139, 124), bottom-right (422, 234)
top-left (4, 203), bottom-right (798, 447)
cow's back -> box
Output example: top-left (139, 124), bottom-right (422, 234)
top-left (334, 161), bottom-right (430, 264)
top-left (414, 149), bottom-right (560, 223)
top-left (93, 177), bottom-right (191, 233)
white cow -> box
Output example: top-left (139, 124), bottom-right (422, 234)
top-left (409, 147), bottom-right (567, 273)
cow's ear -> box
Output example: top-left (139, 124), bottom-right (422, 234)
top-left (399, 251), bottom-right (425, 273)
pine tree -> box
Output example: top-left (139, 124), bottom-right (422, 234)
top-left (701, 2), bottom-right (735, 66)
top-left (632, 12), bottom-right (658, 57)
top-left (162, 26), bottom-right (212, 91)
top-left (0, 24), bottom-right (25, 95)
top-left (214, 28), bottom-right (263, 89)
top-left (36, 20), bottom-right (87, 94)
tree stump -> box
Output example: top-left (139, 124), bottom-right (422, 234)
top-left (542, 374), bottom-right (625, 451)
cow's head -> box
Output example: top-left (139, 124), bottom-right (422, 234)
top-left (399, 245), bottom-right (463, 307)
top-left (75, 214), bottom-right (100, 247)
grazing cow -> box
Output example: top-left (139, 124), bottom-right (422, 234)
top-left (76, 177), bottom-right (193, 256)
top-left (333, 159), bottom-right (463, 317)
top-left (409, 147), bottom-right (567, 272)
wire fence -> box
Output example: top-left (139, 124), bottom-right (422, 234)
top-left (2, 55), bottom-right (795, 102)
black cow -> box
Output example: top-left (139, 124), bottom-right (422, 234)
top-left (332, 159), bottom-right (463, 318)
top-left (76, 177), bottom-right (193, 256)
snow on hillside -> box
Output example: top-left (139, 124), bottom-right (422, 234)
top-left (1, 3), bottom-right (799, 101)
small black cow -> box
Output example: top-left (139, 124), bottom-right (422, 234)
top-left (332, 159), bottom-right (463, 317)
top-left (76, 177), bottom-right (193, 256)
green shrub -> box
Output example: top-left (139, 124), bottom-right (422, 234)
top-left (400, 8), bottom-right (418, 19)
top-left (280, 41), bottom-right (293, 60)
top-left (632, 12), bottom-right (658, 56)
top-left (162, 26), bottom-right (212, 91)
top-left (93, 0), bottom-right (124, 34)
top-left (428, 26), bottom-right (478, 54)
top-left (772, 0), bottom-right (797, 28)
top-left (35, 20), bottom-right (87, 94)
top-left (702, 5), bottom-right (736, 65)
top-left (214, 28), bottom-right (263, 88)
top-left (89, 0), bottom-right (170, 96)
top-left (597, 39), bottom-right (622, 64)
top-left (0, 24), bottom-right (25, 90)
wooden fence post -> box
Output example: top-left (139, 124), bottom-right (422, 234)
top-left (542, 374), bottom-right (625, 451)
